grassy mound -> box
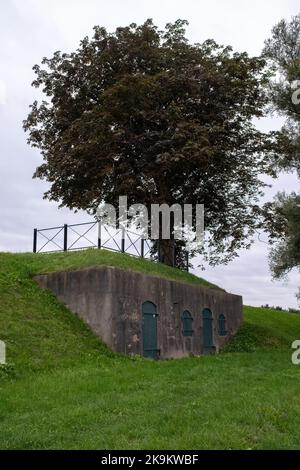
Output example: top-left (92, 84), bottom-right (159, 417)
top-left (223, 306), bottom-right (300, 353)
top-left (2, 249), bottom-right (221, 287)
top-left (1, 250), bottom-right (300, 449)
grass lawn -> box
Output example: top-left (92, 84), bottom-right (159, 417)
top-left (0, 250), bottom-right (300, 449)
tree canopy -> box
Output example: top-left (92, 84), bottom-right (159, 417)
top-left (262, 14), bottom-right (300, 296)
top-left (24, 19), bottom-right (282, 266)
top-left (263, 13), bottom-right (300, 173)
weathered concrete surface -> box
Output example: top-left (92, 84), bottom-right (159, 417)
top-left (35, 266), bottom-right (243, 359)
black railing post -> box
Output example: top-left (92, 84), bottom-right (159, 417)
top-left (141, 238), bottom-right (144, 258)
top-left (173, 242), bottom-right (176, 267)
top-left (63, 224), bottom-right (68, 251)
top-left (121, 227), bottom-right (125, 252)
top-left (157, 239), bottom-right (161, 262)
top-left (98, 219), bottom-right (101, 249)
top-left (33, 228), bottom-right (37, 253)
top-left (186, 251), bottom-right (189, 271)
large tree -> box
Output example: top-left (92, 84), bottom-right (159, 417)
top-left (262, 14), bottom-right (300, 294)
top-left (24, 19), bottom-right (281, 266)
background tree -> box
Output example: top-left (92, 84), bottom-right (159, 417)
top-left (263, 14), bottom-right (300, 295)
top-left (264, 193), bottom-right (300, 285)
top-left (24, 19), bottom-right (281, 266)
top-left (263, 14), bottom-right (300, 172)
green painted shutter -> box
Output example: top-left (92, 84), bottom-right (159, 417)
top-left (218, 314), bottom-right (227, 336)
top-left (181, 310), bottom-right (193, 336)
top-left (142, 301), bottom-right (159, 359)
top-left (202, 308), bottom-right (214, 354)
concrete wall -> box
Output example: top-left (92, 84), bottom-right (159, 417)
top-left (35, 266), bottom-right (243, 359)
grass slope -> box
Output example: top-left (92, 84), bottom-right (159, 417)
top-left (0, 251), bottom-right (300, 449)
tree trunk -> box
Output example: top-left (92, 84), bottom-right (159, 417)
top-left (159, 238), bottom-right (175, 266)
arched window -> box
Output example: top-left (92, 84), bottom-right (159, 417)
top-left (218, 314), bottom-right (227, 336)
top-left (181, 310), bottom-right (194, 336)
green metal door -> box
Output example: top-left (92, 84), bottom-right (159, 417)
top-left (142, 301), bottom-right (158, 359)
top-left (202, 308), bottom-right (214, 354)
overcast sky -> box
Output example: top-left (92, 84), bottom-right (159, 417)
top-left (0, 0), bottom-right (299, 308)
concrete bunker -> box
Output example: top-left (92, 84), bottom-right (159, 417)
top-left (35, 266), bottom-right (243, 359)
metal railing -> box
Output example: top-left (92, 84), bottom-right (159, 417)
top-left (33, 220), bottom-right (189, 270)
top-left (33, 220), bottom-right (152, 258)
